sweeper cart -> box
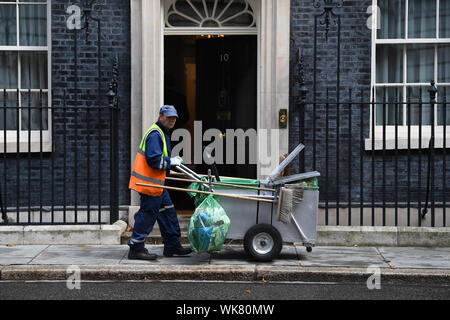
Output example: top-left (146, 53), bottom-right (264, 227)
top-left (137, 143), bottom-right (320, 262)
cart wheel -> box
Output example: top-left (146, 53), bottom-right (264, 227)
top-left (306, 247), bottom-right (312, 253)
top-left (244, 224), bottom-right (282, 262)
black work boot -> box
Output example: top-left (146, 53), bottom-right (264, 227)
top-left (163, 246), bottom-right (193, 257)
top-left (128, 248), bottom-right (157, 261)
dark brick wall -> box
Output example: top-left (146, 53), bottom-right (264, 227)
top-left (289, 0), bottom-right (449, 207)
top-left (2, 0), bottom-right (131, 212)
top-left (2, 0), bottom-right (447, 223)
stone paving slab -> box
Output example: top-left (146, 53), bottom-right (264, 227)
top-left (378, 247), bottom-right (450, 269)
top-left (1, 244), bottom-right (449, 283)
top-left (28, 245), bottom-right (129, 265)
top-left (0, 245), bottom-right (48, 265)
top-left (120, 245), bottom-right (211, 265)
top-left (295, 246), bottom-right (388, 268)
top-left (210, 245), bottom-right (300, 266)
top-left (1, 244), bottom-right (449, 271)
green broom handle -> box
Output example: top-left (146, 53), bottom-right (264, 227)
top-left (165, 176), bottom-right (276, 193)
top-left (135, 183), bottom-right (276, 204)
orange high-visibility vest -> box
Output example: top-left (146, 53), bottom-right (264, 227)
top-left (129, 123), bottom-right (169, 196)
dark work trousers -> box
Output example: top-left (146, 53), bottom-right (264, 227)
top-left (128, 190), bottom-right (181, 252)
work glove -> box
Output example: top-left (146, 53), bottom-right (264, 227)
top-left (170, 156), bottom-right (184, 167)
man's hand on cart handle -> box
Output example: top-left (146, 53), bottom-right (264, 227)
top-left (170, 156), bottom-right (184, 167)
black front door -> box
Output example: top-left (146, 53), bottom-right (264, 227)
top-left (196, 35), bottom-right (257, 179)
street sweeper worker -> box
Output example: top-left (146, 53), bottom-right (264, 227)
top-left (127, 105), bottom-right (192, 260)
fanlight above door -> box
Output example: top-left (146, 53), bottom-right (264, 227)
top-left (164, 0), bottom-right (257, 29)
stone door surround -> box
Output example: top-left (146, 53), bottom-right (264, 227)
top-left (130, 0), bottom-right (291, 204)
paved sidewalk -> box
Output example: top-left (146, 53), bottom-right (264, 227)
top-left (0, 244), bottom-right (449, 283)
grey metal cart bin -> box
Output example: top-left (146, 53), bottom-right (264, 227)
top-left (179, 143), bottom-right (320, 262)
top-left (213, 175), bottom-right (319, 261)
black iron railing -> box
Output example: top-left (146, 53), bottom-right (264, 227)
top-left (0, 0), bottom-right (120, 225)
top-left (290, 0), bottom-right (449, 227)
top-left (298, 83), bottom-right (448, 227)
top-left (0, 68), bottom-right (120, 225)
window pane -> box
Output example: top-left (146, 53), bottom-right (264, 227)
top-left (0, 91), bottom-right (18, 130)
top-left (376, 45), bottom-right (403, 83)
top-left (437, 87), bottom-right (449, 125)
top-left (0, 52), bottom-right (18, 89)
top-left (407, 44), bottom-right (434, 83)
top-left (20, 52), bottom-right (48, 89)
top-left (167, 1), bottom-right (199, 27)
top-left (440, 0), bottom-right (450, 38)
top-left (0, 5), bottom-right (17, 46)
top-left (217, 0), bottom-right (255, 27)
top-left (408, 0), bottom-right (436, 38)
top-left (406, 87), bottom-right (432, 125)
top-left (19, 4), bottom-right (47, 46)
top-left (375, 87), bottom-right (403, 126)
top-left (438, 44), bottom-right (450, 83)
top-left (21, 91), bottom-right (48, 131)
top-left (377, 0), bottom-right (405, 39)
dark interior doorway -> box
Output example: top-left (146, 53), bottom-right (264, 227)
top-left (164, 35), bottom-right (257, 212)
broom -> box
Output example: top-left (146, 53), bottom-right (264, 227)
top-left (277, 185), bottom-right (304, 224)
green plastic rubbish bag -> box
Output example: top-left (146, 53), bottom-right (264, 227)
top-left (188, 195), bottom-right (231, 254)
top-left (187, 177), bottom-right (260, 206)
top-left (187, 177), bottom-right (209, 207)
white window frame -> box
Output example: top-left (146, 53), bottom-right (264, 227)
top-left (368, 0), bottom-right (450, 150)
top-left (0, 0), bottom-right (52, 153)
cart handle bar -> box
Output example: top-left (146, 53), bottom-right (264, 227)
top-left (174, 166), bottom-right (211, 190)
top-left (165, 176), bottom-right (276, 193)
top-left (135, 183), bottom-right (276, 203)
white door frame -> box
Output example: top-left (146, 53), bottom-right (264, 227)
top-left (130, 0), bottom-right (291, 205)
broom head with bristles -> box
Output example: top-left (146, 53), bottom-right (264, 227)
top-left (279, 188), bottom-right (293, 224)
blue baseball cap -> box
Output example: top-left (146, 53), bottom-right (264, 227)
top-left (159, 105), bottom-right (178, 118)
